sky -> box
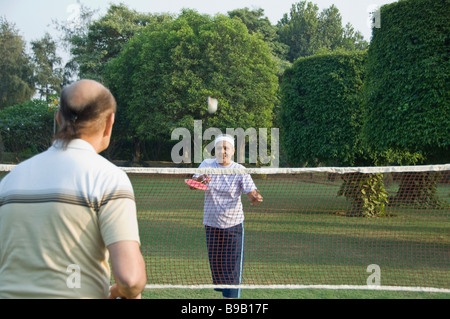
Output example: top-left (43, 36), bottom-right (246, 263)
top-left (1, 0), bottom-right (398, 56)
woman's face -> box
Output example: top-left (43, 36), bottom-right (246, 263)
top-left (215, 141), bottom-right (235, 165)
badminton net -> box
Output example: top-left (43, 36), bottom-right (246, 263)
top-left (127, 164), bottom-right (450, 293)
top-left (0, 164), bottom-right (449, 292)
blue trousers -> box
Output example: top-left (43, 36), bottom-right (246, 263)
top-left (205, 223), bottom-right (244, 298)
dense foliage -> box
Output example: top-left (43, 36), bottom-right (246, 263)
top-left (0, 99), bottom-right (54, 160)
top-left (0, 18), bottom-right (35, 109)
top-left (277, 1), bottom-right (367, 62)
top-left (279, 50), bottom-right (368, 167)
top-left (106, 10), bottom-right (279, 162)
top-left (363, 0), bottom-right (449, 164)
top-left (1, 1), bottom-right (447, 169)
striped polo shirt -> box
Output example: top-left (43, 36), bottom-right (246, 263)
top-left (0, 139), bottom-right (140, 298)
top-left (194, 159), bottom-right (257, 228)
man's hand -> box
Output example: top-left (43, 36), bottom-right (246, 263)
top-left (107, 241), bottom-right (146, 299)
top-left (247, 189), bottom-right (263, 206)
top-left (108, 284), bottom-right (141, 299)
top-left (189, 174), bottom-right (211, 190)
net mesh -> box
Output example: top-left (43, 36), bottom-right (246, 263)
top-left (126, 165), bottom-right (450, 291)
top-left (1, 164), bottom-right (449, 292)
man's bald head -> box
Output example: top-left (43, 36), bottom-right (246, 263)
top-left (63, 79), bottom-right (109, 110)
top-left (54, 79), bottom-right (116, 148)
top-left (60, 79), bottom-right (116, 119)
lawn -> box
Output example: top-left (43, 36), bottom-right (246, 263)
top-left (128, 172), bottom-right (450, 299)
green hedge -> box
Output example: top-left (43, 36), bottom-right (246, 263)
top-left (0, 99), bottom-right (54, 159)
top-left (364, 0), bottom-right (449, 164)
top-left (279, 50), bottom-right (368, 166)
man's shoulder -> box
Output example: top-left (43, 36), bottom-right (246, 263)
top-left (91, 156), bottom-right (131, 185)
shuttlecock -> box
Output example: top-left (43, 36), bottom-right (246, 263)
top-left (207, 97), bottom-right (218, 114)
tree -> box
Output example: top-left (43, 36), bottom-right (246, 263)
top-left (364, 0), bottom-right (449, 165)
top-left (315, 5), bottom-right (344, 51)
top-left (55, 3), bottom-right (173, 83)
top-left (53, 3), bottom-right (97, 84)
top-left (363, 0), bottom-right (449, 208)
top-left (0, 17), bottom-right (35, 109)
top-left (341, 23), bottom-right (367, 52)
top-left (277, 1), bottom-right (320, 61)
top-left (277, 1), bottom-right (368, 62)
top-left (279, 50), bottom-right (369, 167)
top-left (54, 3), bottom-right (174, 160)
top-left (0, 100), bottom-right (54, 161)
top-left (228, 7), bottom-right (290, 76)
top-left (279, 50), bottom-right (389, 217)
top-left (106, 9), bottom-right (279, 163)
top-left (31, 33), bottom-right (64, 101)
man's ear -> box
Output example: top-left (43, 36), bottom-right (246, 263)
top-left (104, 112), bottom-right (115, 137)
top-left (55, 110), bottom-right (62, 126)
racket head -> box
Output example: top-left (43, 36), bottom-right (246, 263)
top-left (185, 179), bottom-right (208, 190)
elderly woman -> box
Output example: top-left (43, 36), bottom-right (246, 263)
top-left (190, 134), bottom-right (262, 299)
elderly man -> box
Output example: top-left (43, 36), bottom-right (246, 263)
top-left (191, 134), bottom-right (262, 299)
top-left (0, 79), bottom-right (146, 299)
